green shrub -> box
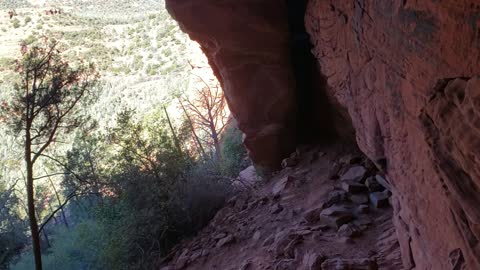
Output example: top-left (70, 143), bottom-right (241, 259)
top-left (132, 55), bottom-right (143, 71)
top-left (22, 35), bottom-right (36, 45)
top-left (0, 57), bottom-right (15, 70)
top-left (24, 16), bottom-right (31, 25)
top-left (163, 48), bottom-right (172, 57)
top-left (11, 18), bottom-right (20, 28)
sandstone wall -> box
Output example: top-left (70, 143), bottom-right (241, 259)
top-left (166, 0), bottom-right (480, 268)
top-left (305, 1), bottom-right (480, 268)
top-left (166, 0), bottom-right (297, 169)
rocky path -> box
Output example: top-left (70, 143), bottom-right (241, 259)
top-left (159, 145), bottom-right (403, 270)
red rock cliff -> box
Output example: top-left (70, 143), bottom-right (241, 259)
top-left (166, 0), bottom-right (480, 269)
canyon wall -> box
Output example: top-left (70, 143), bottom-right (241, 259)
top-left (166, 0), bottom-right (297, 169)
top-left (166, 0), bottom-right (480, 269)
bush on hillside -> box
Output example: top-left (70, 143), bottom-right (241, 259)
top-left (11, 18), bottom-right (20, 28)
top-left (220, 121), bottom-right (249, 176)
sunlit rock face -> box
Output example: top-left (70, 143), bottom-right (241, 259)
top-left (167, 0), bottom-right (480, 269)
top-left (166, 0), bottom-right (297, 169)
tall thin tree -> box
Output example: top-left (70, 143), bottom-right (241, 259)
top-left (0, 38), bottom-right (98, 270)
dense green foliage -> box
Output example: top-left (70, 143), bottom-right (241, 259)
top-left (7, 105), bottom-right (246, 269)
top-left (0, 180), bottom-right (28, 270)
top-left (0, 2), bottom-right (250, 269)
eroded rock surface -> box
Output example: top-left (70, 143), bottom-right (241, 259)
top-left (166, 0), bottom-right (480, 269)
top-left (305, 1), bottom-right (480, 269)
top-left (158, 147), bottom-right (402, 270)
top-left (166, 0), bottom-right (297, 169)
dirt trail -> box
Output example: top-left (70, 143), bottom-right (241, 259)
top-left (159, 144), bottom-right (403, 270)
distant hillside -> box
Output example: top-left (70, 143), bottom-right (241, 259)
top-left (0, 0), bottom-right (30, 9)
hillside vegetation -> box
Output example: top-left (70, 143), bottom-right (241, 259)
top-left (0, 1), bottom-right (248, 269)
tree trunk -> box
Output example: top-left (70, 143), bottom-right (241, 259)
top-left (25, 128), bottom-right (43, 270)
top-left (163, 105), bottom-right (182, 154)
top-left (208, 111), bottom-right (221, 161)
top-left (179, 99), bottom-right (207, 159)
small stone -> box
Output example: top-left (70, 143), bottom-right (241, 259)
top-left (213, 232), bottom-right (227, 240)
top-left (369, 191), bottom-right (390, 208)
top-left (341, 180), bottom-right (368, 194)
top-left (339, 154), bottom-right (362, 164)
top-left (320, 206), bottom-right (354, 229)
top-left (337, 223), bottom-right (361, 238)
top-left (281, 156), bottom-right (298, 168)
top-left (190, 250), bottom-right (202, 261)
top-left (262, 235), bottom-right (274, 247)
top-left (303, 208), bottom-right (322, 223)
top-left (272, 175), bottom-right (297, 196)
top-left (274, 231), bottom-right (299, 257)
top-left (353, 219), bottom-right (371, 231)
top-left (328, 162), bottom-right (342, 180)
top-left (338, 236), bottom-right (355, 244)
top-left (283, 237), bottom-right (302, 258)
top-left (365, 176), bottom-right (384, 192)
top-left (274, 259), bottom-right (296, 270)
top-left (271, 203), bottom-right (284, 214)
top-left (340, 166), bottom-right (367, 182)
top-left (295, 229), bottom-right (312, 236)
top-left (311, 224), bottom-right (329, 231)
top-left (320, 206), bottom-right (350, 216)
top-left (201, 249), bottom-right (210, 257)
top-left (310, 151), bottom-right (326, 163)
top-left (175, 249), bottom-right (190, 269)
top-left (252, 231), bottom-right (262, 241)
top-left (357, 204), bottom-right (369, 214)
top-left (321, 190), bottom-right (349, 209)
top-left (302, 251), bottom-right (326, 270)
top-left (350, 194), bottom-right (369, 204)
top-left (313, 232), bottom-right (328, 242)
top-left (239, 261), bottom-right (253, 270)
top-left (216, 234), bottom-right (235, 248)
top-left (375, 174), bottom-right (391, 190)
